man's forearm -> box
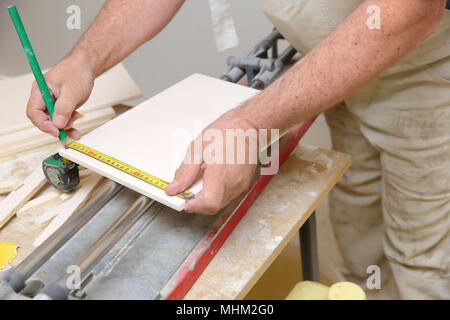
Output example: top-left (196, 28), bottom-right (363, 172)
top-left (70, 0), bottom-right (185, 77)
top-left (238, 0), bottom-right (446, 132)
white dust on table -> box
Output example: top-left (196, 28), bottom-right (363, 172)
top-left (266, 235), bottom-right (283, 251)
top-left (217, 145), bottom-right (332, 297)
top-left (196, 144), bottom-right (337, 299)
top-left (209, 216), bottom-right (285, 298)
top-left (294, 144), bottom-right (334, 172)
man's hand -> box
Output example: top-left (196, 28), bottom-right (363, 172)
top-left (26, 0), bottom-right (185, 139)
top-left (26, 51), bottom-right (94, 140)
top-left (165, 111), bottom-right (258, 214)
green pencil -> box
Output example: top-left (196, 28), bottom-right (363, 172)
top-left (8, 5), bottom-right (67, 145)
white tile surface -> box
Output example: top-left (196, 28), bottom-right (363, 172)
top-left (60, 74), bottom-right (260, 211)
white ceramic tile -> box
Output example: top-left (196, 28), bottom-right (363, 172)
top-left (60, 74), bottom-right (260, 211)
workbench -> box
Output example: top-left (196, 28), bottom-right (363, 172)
top-left (1, 142), bottom-right (349, 300)
top-left (186, 144), bottom-right (350, 299)
top-left (0, 133), bottom-right (350, 300)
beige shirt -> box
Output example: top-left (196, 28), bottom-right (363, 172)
top-left (261, 0), bottom-right (450, 75)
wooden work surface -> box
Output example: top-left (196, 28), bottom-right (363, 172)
top-left (0, 146), bottom-right (59, 265)
top-left (185, 143), bottom-right (351, 300)
top-left (0, 142), bottom-right (350, 299)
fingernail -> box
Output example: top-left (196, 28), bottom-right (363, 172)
top-left (74, 131), bottom-right (81, 140)
top-left (53, 114), bottom-right (67, 128)
top-left (71, 131), bottom-right (81, 140)
top-left (169, 180), bottom-right (179, 188)
top-left (165, 180), bottom-right (179, 194)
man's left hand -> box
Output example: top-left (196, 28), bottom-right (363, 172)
top-left (164, 110), bottom-right (258, 214)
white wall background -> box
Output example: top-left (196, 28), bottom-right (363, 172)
top-left (0, 0), bottom-right (274, 102)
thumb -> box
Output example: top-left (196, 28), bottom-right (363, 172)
top-left (165, 162), bottom-right (201, 196)
top-left (52, 88), bottom-right (81, 129)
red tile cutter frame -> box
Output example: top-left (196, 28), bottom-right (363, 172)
top-left (162, 30), bottom-right (319, 299)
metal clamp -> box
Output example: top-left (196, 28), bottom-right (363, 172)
top-left (221, 29), bottom-right (298, 89)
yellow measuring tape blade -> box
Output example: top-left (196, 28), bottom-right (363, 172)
top-left (67, 142), bottom-right (193, 200)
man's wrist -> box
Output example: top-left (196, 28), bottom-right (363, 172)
top-left (69, 46), bottom-right (100, 78)
top-left (234, 94), bottom-right (279, 132)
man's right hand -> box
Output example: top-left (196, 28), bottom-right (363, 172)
top-left (25, 0), bottom-right (187, 139)
top-left (26, 51), bottom-right (95, 140)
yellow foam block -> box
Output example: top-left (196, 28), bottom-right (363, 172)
top-left (286, 281), bottom-right (329, 300)
top-left (328, 281), bottom-right (366, 300)
top-left (0, 241), bottom-right (18, 269)
top-left (286, 281), bottom-right (367, 300)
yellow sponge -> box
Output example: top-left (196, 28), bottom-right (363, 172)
top-left (286, 281), bottom-right (366, 300)
top-left (286, 281), bottom-right (329, 300)
top-left (328, 282), bottom-right (366, 300)
top-left (0, 241), bottom-right (18, 269)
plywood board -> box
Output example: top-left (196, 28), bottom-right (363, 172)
top-left (0, 178), bottom-right (23, 194)
top-left (0, 63), bottom-right (141, 135)
top-left (0, 166), bottom-right (47, 229)
top-left (33, 174), bottom-right (103, 246)
top-left (60, 74), bottom-right (260, 211)
top-left (17, 191), bottom-right (70, 218)
top-left (0, 107), bottom-right (116, 148)
top-left (0, 109), bottom-right (115, 162)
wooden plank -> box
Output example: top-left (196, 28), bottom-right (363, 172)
top-left (185, 144), bottom-right (351, 299)
top-left (0, 107), bottom-right (116, 148)
top-left (16, 191), bottom-right (71, 218)
top-left (30, 192), bottom-right (71, 226)
top-left (0, 166), bottom-right (47, 229)
top-left (0, 63), bottom-right (141, 135)
top-left (33, 174), bottom-right (103, 246)
top-left (17, 169), bottom-right (92, 218)
top-left (30, 173), bottom-right (91, 224)
top-left (0, 111), bottom-right (115, 162)
top-left (60, 74), bottom-right (260, 211)
top-left (0, 178), bottom-right (23, 194)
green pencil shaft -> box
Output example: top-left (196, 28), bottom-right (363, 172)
top-left (8, 5), bottom-right (67, 142)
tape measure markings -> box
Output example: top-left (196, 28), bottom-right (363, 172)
top-left (67, 142), bottom-right (193, 200)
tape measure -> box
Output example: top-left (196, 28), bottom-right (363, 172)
top-left (67, 142), bottom-right (194, 200)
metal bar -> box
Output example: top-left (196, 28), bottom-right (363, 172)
top-left (35, 195), bottom-right (154, 300)
top-left (250, 45), bottom-right (298, 89)
top-left (1, 180), bottom-right (123, 293)
top-left (278, 45), bottom-right (298, 64)
top-left (221, 29), bottom-right (283, 84)
top-left (299, 211), bottom-right (320, 281)
top-left (75, 196), bottom-right (154, 280)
